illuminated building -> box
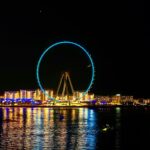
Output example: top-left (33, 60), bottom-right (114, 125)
top-left (35, 89), bottom-right (42, 100)
top-left (32, 89), bottom-right (54, 101)
top-left (84, 93), bottom-right (89, 101)
top-left (121, 96), bottom-right (134, 105)
top-left (111, 94), bottom-right (121, 105)
top-left (20, 90), bottom-right (27, 99)
top-left (4, 91), bottom-right (10, 99)
top-left (26, 91), bottom-right (34, 99)
top-left (143, 99), bottom-right (150, 105)
top-left (4, 91), bottom-right (19, 99)
top-left (0, 96), bottom-right (3, 99)
top-left (14, 91), bottom-right (20, 99)
top-left (73, 91), bottom-right (94, 101)
top-left (50, 90), bottom-right (53, 98)
top-left (44, 90), bottom-right (49, 101)
top-left (89, 93), bottom-right (94, 100)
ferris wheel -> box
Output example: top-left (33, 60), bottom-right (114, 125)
top-left (36, 41), bottom-right (95, 101)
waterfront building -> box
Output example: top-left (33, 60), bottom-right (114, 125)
top-left (111, 94), bottom-right (121, 105)
top-left (20, 90), bottom-right (27, 99)
top-left (26, 91), bottom-right (34, 99)
top-left (14, 91), bottom-right (20, 99)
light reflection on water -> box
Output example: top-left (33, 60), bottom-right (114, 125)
top-left (0, 107), bottom-right (124, 149)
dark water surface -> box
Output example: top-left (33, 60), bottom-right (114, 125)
top-left (0, 107), bottom-right (149, 150)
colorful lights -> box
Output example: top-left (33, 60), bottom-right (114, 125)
top-left (1, 98), bottom-right (36, 104)
top-left (36, 41), bottom-right (95, 100)
top-left (0, 89), bottom-right (95, 106)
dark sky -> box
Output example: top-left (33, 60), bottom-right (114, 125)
top-left (0, 1), bottom-right (149, 98)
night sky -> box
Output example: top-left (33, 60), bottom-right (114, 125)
top-left (0, 1), bottom-right (149, 98)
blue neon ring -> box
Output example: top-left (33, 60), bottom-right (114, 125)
top-left (36, 41), bottom-right (95, 100)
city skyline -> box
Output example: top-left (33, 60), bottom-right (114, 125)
top-left (0, 1), bottom-right (149, 98)
top-left (0, 2), bottom-right (149, 149)
top-left (0, 88), bottom-right (150, 107)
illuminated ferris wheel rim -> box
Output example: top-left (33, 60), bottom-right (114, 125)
top-left (36, 41), bottom-right (95, 100)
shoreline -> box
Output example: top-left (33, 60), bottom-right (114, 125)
top-left (0, 105), bottom-right (149, 109)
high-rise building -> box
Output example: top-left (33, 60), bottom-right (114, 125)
top-left (20, 90), bottom-right (27, 99)
top-left (26, 91), bottom-right (34, 99)
top-left (14, 91), bottom-right (20, 99)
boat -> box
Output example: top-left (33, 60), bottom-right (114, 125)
top-left (101, 124), bottom-right (114, 132)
